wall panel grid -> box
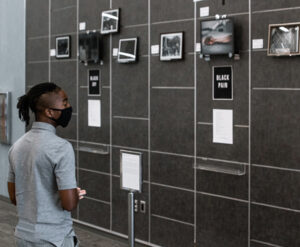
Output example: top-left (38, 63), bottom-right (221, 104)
top-left (25, 0), bottom-right (300, 246)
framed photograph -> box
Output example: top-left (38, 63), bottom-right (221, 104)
top-left (118, 38), bottom-right (138, 63)
top-left (79, 31), bottom-right (102, 65)
top-left (268, 22), bottom-right (300, 56)
top-left (120, 150), bottom-right (142, 193)
top-left (160, 32), bottom-right (183, 61)
top-left (56, 36), bottom-right (71, 58)
top-left (200, 19), bottom-right (234, 56)
top-left (0, 92), bottom-right (11, 144)
top-left (101, 9), bottom-right (119, 34)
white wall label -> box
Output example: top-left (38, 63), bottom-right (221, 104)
top-left (200, 7), bottom-right (209, 17)
top-left (213, 109), bottom-right (233, 144)
top-left (79, 22), bottom-right (86, 31)
top-left (196, 43), bottom-right (201, 52)
top-left (120, 151), bottom-right (142, 192)
top-left (151, 45), bottom-right (160, 55)
top-left (50, 49), bottom-right (56, 57)
top-left (252, 39), bottom-right (264, 49)
top-left (88, 100), bottom-right (101, 127)
top-left (113, 48), bottom-right (119, 57)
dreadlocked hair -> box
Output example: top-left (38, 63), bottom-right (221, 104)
top-left (17, 82), bottom-right (61, 126)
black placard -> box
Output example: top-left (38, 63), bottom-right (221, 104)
top-left (88, 70), bottom-right (101, 96)
top-left (213, 66), bottom-right (232, 100)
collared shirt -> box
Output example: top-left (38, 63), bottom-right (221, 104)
top-left (7, 122), bottom-right (77, 246)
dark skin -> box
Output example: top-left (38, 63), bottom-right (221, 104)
top-left (7, 89), bottom-right (86, 211)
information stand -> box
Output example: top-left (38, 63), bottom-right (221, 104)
top-left (120, 150), bottom-right (142, 247)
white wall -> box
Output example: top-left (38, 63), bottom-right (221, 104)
top-left (0, 0), bottom-right (26, 197)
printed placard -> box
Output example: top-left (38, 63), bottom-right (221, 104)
top-left (88, 69), bottom-right (101, 96)
top-left (120, 150), bottom-right (142, 192)
top-left (213, 66), bottom-right (233, 100)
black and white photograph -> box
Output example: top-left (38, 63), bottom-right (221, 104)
top-left (160, 32), bottom-right (183, 61)
top-left (55, 36), bottom-right (71, 58)
top-left (101, 9), bottom-right (119, 34)
top-left (268, 23), bottom-right (300, 56)
top-left (118, 38), bottom-right (138, 63)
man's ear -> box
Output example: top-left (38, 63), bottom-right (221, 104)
top-left (44, 108), bottom-right (53, 118)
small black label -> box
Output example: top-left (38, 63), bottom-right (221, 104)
top-left (88, 70), bottom-right (100, 95)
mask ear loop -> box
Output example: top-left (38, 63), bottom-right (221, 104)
top-left (47, 108), bottom-right (62, 123)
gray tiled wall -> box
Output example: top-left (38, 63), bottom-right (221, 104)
top-left (26, 0), bottom-right (300, 246)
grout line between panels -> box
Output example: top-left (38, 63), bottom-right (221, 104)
top-left (250, 239), bottom-right (284, 247)
top-left (76, 0), bottom-right (80, 221)
top-left (198, 191), bottom-right (249, 204)
top-left (252, 163), bottom-right (300, 173)
top-left (193, 1), bottom-right (198, 244)
top-left (151, 182), bottom-right (194, 193)
top-left (253, 87), bottom-right (300, 91)
top-left (251, 201), bottom-right (300, 213)
top-left (113, 116), bottom-right (149, 121)
top-left (79, 167), bottom-right (111, 176)
top-left (84, 196), bottom-right (111, 205)
top-left (48, 0), bottom-right (51, 82)
top-left (248, 1), bottom-right (252, 246)
top-left (109, 0), bottom-right (113, 232)
top-left (151, 214), bottom-right (194, 227)
top-left (252, 5), bottom-right (300, 14)
top-left (148, 0), bottom-right (152, 242)
top-left (52, 5), bottom-right (77, 12)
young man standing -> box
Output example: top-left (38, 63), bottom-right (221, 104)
top-left (7, 82), bottom-right (86, 247)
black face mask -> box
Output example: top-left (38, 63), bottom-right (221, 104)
top-left (49, 106), bottom-right (72, 128)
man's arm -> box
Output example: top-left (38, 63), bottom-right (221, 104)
top-left (59, 188), bottom-right (78, 211)
top-left (59, 187), bottom-right (86, 211)
top-left (7, 182), bottom-right (16, 205)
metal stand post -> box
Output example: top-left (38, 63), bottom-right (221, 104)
top-left (128, 192), bottom-right (134, 247)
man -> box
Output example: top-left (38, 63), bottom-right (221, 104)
top-left (7, 82), bottom-right (86, 247)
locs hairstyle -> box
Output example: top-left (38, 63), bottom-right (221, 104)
top-left (17, 82), bottom-right (61, 126)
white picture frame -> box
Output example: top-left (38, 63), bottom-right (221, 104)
top-left (160, 32), bottom-right (183, 61)
top-left (117, 38), bottom-right (138, 63)
top-left (101, 9), bottom-right (119, 34)
top-left (268, 22), bottom-right (300, 56)
top-left (56, 36), bottom-right (71, 58)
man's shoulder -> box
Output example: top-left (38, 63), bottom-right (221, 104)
top-left (9, 132), bottom-right (30, 154)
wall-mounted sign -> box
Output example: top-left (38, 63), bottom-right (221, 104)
top-left (213, 66), bottom-right (233, 100)
top-left (213, 109), bottom-right (233, 144)
top-left (88, 99), bottom-right (101, 127)
top-left (120, 150), bottom-right (142, 193)
top-left (88, 69), bottom-right (101, 96)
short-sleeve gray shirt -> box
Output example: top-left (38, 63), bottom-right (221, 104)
top-left (7, 122), bottom-right (77, 246)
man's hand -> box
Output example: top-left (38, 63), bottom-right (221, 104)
top-left (77, 187), bottom-right (86, 200)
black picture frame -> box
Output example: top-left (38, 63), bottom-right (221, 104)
top-left (200, 18), bottom-right (234, 57)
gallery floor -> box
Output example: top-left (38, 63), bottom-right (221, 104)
top-left (0, 198), bottom-right (128, 247)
